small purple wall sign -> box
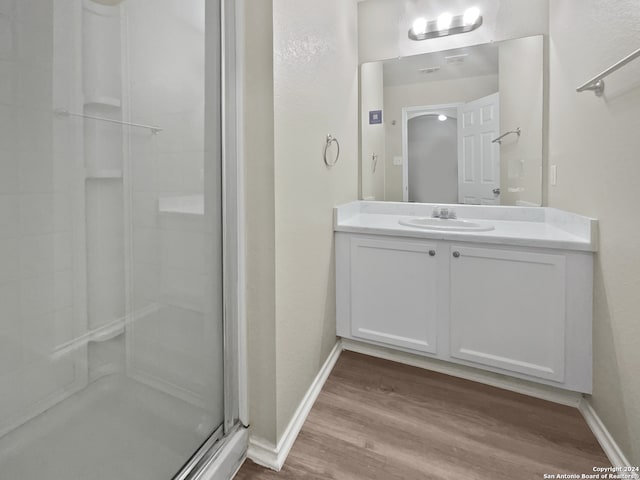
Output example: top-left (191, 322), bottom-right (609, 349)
top-left (369, 110), bottom-right (382, 125)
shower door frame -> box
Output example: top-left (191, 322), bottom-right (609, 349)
top-left (171, 0), bottom-right (248, 478)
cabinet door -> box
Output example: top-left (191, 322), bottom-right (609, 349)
top-left (449, 245), bottom-right (566, 382)
top-left (350, 237), bottom-right (438, 353)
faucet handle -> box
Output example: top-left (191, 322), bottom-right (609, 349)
top-left (440, 207), bottom-right (449, 219)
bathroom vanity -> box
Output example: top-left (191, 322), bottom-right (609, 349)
top-left (335, 201), bottom-right (597, 393)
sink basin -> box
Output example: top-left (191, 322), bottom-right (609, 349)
top-left (398, 217), bottom-right (495, 232)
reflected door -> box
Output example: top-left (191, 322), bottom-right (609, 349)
top-left (457, 93), bottom-right (501, 205)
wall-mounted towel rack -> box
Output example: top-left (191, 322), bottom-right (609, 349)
top-left (491, 127), bottom-right (521, 145)
top-left (576, 46), bottom-right (640, 96)
top-left (54, 108), bottom-right (163, 134)
top-left (324, 134), bottom-right (340, 167)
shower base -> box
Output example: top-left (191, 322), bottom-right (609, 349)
top-left (0, 374), bottom-right (220, 480)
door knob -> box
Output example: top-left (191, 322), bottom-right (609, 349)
top-left (429, 250), bottom-right (436, 257)
top-left (452, 251), bottom-right (460, 258)
top-left (492, 188), bottom-right (501, 195)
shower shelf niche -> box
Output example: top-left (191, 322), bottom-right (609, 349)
top-left (158, 195), bottom-right (205, 216)
top-left (52, 316), bottom-right (127, 361)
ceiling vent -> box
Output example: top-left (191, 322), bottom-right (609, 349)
top-left (445, 53), bottom-right (469, 64)
top-left (418, 66), bottom-right (441, 74)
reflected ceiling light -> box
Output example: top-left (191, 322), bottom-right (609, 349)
top-left (409, 10), bottom-right (483, 41)
top-left (437, 12), bottom-right (453, 30)
top-left (438, 114), bottom-right (448, 121)
top-left (412, 17), bottom-right (428, 36)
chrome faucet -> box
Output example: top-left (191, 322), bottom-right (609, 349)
top-left (432, 207), bottom-right (456, 219)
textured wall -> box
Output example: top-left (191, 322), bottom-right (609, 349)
top-left (243, 0), bottom-right (358, 446)
top-left (548, 0), bottom-right (640, 464)
top-left (243, 0), bottom-right (278, 443)
top-left (273, 0), bottom-right (359, 440)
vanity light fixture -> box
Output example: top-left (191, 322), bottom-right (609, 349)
top-left (409, 7), bottom-right (483, 41)
top-left (463, 7), bottom-right (480, 26)
top-left (437, 12), bottom-right (452, 30)
top-left (412, 17), bottom-right (428, 36)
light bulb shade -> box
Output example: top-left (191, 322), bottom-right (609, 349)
top-left (438, 114), bottom-right (448, 121)
top-left (412, 17), bottom-right (427, 35)
top-left (437, 12), bottom-right (452, 30)
top-left (463, 7), bottom-right (480, 26)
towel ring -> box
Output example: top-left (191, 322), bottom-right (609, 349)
top-left (324, 134), bottom-right (340, 167)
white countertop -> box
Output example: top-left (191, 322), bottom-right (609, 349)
top-left (334, 201), bottom-right (598, 252)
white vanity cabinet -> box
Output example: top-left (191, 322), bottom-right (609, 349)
top-left (349, 236), bottom-right (439, 354)
top-left (448, 244), bottom-right (567, 383)
top-left (336, 232), bottom-right (594, 393)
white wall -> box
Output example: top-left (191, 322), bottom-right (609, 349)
top-left (360, 62), bottom-right (385, 200)
top-left (243, 0), bottom-right (278, 443)
top-left (273, 0), bottom-right (359, 440)
top-left (383, 74), bottom-right (498, 201)
top-left (498, 36), bottom-right (543, 206)
top-left (358, 0), bottom-right (548, 63)
top-left (548, 0), bottom-right (640, 464)
top-left (243, 0), bottom-right (359, 446)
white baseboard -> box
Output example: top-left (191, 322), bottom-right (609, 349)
top-left (246, 436), bottom-right (278, 471)
top-left (247, 340), bottom-right (343, 471)
top-left (579, 399), bottom-right (638, 478)
top-left (341, 339), bottom-right (583, 407)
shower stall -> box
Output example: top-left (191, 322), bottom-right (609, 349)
top-left (0, 0), bottom-right (243, 478)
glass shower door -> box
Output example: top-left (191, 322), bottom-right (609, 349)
top-left (0, 0), bottom-right (226, 478)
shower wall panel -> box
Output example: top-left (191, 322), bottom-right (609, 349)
top-left (126, 0), bottom-right (221, 417)
top-left (0, 1), bottom-right (226, 477)
top-left (0, 0), bottom-right (86, 437)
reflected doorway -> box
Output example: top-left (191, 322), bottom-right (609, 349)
top-left (402, 93), bottom-right (502, 205)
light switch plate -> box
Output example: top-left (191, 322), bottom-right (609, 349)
top-left (550, 165), bottom-right (557, 186)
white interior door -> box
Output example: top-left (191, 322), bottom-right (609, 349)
top-left (457, 93), bottom-right (501, 204)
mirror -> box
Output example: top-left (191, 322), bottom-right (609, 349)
top-left (360, 35), bottom-right (543, 206)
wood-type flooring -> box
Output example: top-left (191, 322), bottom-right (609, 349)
top-left (235, 351), bottom-right (609, 480)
